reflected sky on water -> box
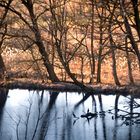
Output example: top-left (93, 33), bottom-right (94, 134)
top-left (0, 89), bottom-right (140, 140)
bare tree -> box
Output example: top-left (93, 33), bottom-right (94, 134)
top-left (89, 0), bottom-right (96, 83)
top-left (0, 0), bottom-right (60, 82)
top-left (108, 1), bottom-right (120, 85)
top-left (125, 36), bottom-right (134, 84)
top-left (119, 0), bottom-right (140, 67)
top-left (131, 0), bottom-right (140, 40)
top-left (0, 0), bottom-right (13, 79)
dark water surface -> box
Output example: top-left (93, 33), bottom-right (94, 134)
top-left (0, 89), bottom-right (140, 140)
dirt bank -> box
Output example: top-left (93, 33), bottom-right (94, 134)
top-left (0, 79), bottom-right (139, 95)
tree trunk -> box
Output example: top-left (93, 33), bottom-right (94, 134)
top-left (108, 2), bottom-right (120, 86)
top-left (0, 54), bottom-right (5, 79)
top-left (80, 57), bottom-right (84, 83)
top-left (111, 48), bottom-right (121, 86)
top-left (48, 0), bottom-right (89, 90)
top-left (131, 0), bottom-right (140, 40)
top-left (97, 42), bottom-right (102, 83)
top-left (120, 0), bottom-right (140, 67)
top-left (0, 37), bottom-right (6, 80)
top-left (124, 16), bottom-right (140, 67)
top-left (0, 0), bottom-right (12, 80)
top-left (97, 8), bottom-right (103, 83)
top-left (109, 25), bottom-right (120, 86)
top-left (90, 0), bottom-right (95, 84)
top-left (22, 1), bottom-right (59, 82)
top-left (125, 36), bottom-right (134, 84)
top-left (55, 40), bottom-right (87, 89)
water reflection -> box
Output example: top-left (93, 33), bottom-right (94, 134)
top-left (0, 89), bottom-right (140, 140)
top-left (0, 88), bottom-right (8, 108)
top-left (0, 88), bottom-right (9, 138)
top-left (39, 91), bottom-right (59, 140)
top-left (113, 95), bottom-right (119, 140)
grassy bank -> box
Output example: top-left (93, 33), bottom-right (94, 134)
top-left (0, 78), bottom-right (140, 95)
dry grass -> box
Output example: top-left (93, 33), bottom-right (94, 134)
top-left (2, 48), bottom-right (140, 86)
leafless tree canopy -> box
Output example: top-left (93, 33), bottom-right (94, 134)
top-left (0, 0), bottom-right (139, 88)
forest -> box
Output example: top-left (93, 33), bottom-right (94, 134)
top-left (0, 0), bottom-right (140, 91)
top-left (0, 1), bottom-right (140, 140)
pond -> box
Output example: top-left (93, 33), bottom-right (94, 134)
top-left (0, 89), bottom-right (140, 140)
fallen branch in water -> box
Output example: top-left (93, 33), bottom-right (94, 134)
top-left (81, 112), bottom-right (97, 119)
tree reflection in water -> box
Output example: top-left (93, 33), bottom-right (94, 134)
top-left (0, 88), bottom-right (9, 137)
top-left (92, 95), bottom-right (97, 140)
top-left (98, 95), bottom-right (107, 140)
top-left (113, 94), bottom-right (120, 140)
top-left (0, 90), bottom-right (140, 140)
top-left (0, 88), bottom-right (8, 108)
top-left (39, 91), bottom-right (59, 140)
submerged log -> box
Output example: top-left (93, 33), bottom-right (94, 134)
top-left (81, 112), bottom-right (97, 119)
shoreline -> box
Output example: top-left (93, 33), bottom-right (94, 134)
top-left (0, 79), bottom-right (140, 95)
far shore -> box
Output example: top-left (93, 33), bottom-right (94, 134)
top-left (0, 79), bottom-right (140, 96)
